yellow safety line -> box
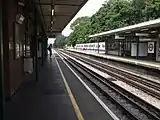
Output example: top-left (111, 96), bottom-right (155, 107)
top-left (54, 54), bottom-right (84, 120)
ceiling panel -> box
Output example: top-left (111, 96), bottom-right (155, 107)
top-left (41, 5), bottom-right (51, 15)
top-left (44, 15), bottom-right (51, 21)
top-left (39, 0), bottom-right (88, 36)
top-left (40, 0), bottom-right (51, 4)
top-left (55, 5), bottom-right (79, 15)
top-left (55, 0), bottom-right (84, 5)
top-left (45, 16), bottom-right (71, 30)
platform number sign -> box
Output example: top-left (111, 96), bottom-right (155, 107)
top-left (148, 42), bottom-right (154, 53)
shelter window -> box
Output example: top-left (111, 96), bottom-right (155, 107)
top-left (24, 37), bottom-right (31, 57)
top-left (24, 20), bottom-right (31, 58)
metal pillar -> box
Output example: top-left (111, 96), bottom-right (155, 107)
top-left (130, 36), bottom-right (132, 56)
top-left (136, 36), bottom-right (139, 59)
top-left (45, 38), bottom-right (48, 58)
top-left (123, 38), bottom-right (125, 56)
top-left (41, 39), bottom-right (44, 67)
top-left (24, 18), bottom-right (28, 57)
top-left (156, 30), bottom-right (160, 61)
top-left (97, 40), bottom-right (99, 54)
top-left (118, 39), bottom-right (120, 56)
top-left (34, 8), bottom-right (38, 82)
top-left (105, 38), bottom-right (107, 54)
top-left (0, 0), bottom-right (5, 119)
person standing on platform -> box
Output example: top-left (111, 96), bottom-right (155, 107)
top-left (47, 44), bottom-right (52, 58)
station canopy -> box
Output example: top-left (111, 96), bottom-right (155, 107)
top-left (89, 18), bottom-right (160, 38)
top-left (37, 0), bottom-right (88, 37)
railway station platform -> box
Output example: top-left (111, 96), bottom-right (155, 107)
top-left (5, 53), bottom-right (113, 120)
top-left (67, 49), bottom-right (160, 71)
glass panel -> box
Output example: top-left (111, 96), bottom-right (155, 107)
top-left (14, 23), bottom-right (20, 59)
top-left (24, 36), bottom-right (31, 57)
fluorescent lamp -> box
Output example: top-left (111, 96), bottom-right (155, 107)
top-left (140, 28), bottom-right (148, 31)
top-left (18, 1), bottom-right (25, 7)
top-left (51, 21), bottom-right (54, 25)
top-left (52, 9), bottom-right (54, 16)
top-left (135, 33), bottom-right (149, 36)
top-left (115, 35), bottom-right (125, 39)
top-left (150, 31), bottom-right (157, 33)
top-left (125, 31), bottom-right (131, 33)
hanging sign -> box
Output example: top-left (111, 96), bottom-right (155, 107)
top-left (148, 42), bottom-right (154, 53)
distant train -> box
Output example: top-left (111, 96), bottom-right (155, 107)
top-left (75, 42), bottom-right (105, 51)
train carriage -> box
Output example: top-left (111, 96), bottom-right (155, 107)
top-left (75, 42), bottom-right (105, 53)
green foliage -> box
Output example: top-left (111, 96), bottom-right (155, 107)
top-left (54, 34), bottom-right (66, 48)
top-left (70, 17), bottom-right (90, 30)
top-left (66, 0), bottom-right (160, 46)
top-left (90, 0), bottom-right (132, 34)
top-left (66, 16), bottom-right (91, 47)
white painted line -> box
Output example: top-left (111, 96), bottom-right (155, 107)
top-left (56, 51), bottom-right (120, 120)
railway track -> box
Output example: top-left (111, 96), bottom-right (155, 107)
top-left (56, 50), bottom-right (160, 120)
top-left (61, 50), bottom-right (160, 99)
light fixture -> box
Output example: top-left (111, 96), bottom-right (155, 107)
top-left (18, 1), bottom-right (25, 7)
top-left (150, 30), bottom-right (157, 33)
top-left (115, 35), bottom-right (125, 39)
top-left (16, 14), bottom-right (25, 24)
top-left (51, 4), bottom-right (55, 16)
top-left (125, 31), bottom-right (131, 33)
top-left (140, 28), bottom-right (148, 31)
top-left (52, 9), bottom-right (54, 16)
top-left (51, 21), bottom-right (54, 25)
top-left (135, 33), bottom-right (149, 36)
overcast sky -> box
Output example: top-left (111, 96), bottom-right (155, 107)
top-left (62, 0), bottom-right (106, 36)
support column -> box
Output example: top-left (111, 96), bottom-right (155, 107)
top-left (45, 38), bottom-right (48, 58)
top-left (156, 33), bottom-right (160, 61)
top-left (118, 39), bottom-right (120, 56)
top-left (41, 39), bottom-right (44, 67)
top-left (105, 37), bottom-right (108, 54)
top-left (0, 0), bottom-right (5, 119)
top-left (34, 8), bottom-right (38, 82)
top-left (2, 0), bottom-right (10, 99)
top-left (122, 37), bottom-right (125, 57)
top-left (97, 39), bottom-right (99, 54)
top-left (136, 36), bottom-right (139, 59)
top-left (130, 35), bottom-right (132, 56)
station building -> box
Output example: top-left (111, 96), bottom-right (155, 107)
top-left (0, 0), bottom-right (88, 119)
top-left (89, 19), bottom-right (160, 61)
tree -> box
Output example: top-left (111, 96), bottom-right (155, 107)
top-left (70, 16), bottom-right (90, 30)
top-left (66, 0), bottom-right (160, 46)
top-left (54, 34), bottom-right (66, 48)
top-left (144, 0), bottom-right (160, 20)
top-left (66, 16), bottom-right (91, 46)
top-left (90, 0), bottom-right (132, 34)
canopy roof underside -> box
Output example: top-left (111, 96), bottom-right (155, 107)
top-left (38, 0), bottom-right (88, 37)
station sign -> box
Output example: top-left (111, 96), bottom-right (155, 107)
top-left (148, 42), bottom-right (154, 53)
